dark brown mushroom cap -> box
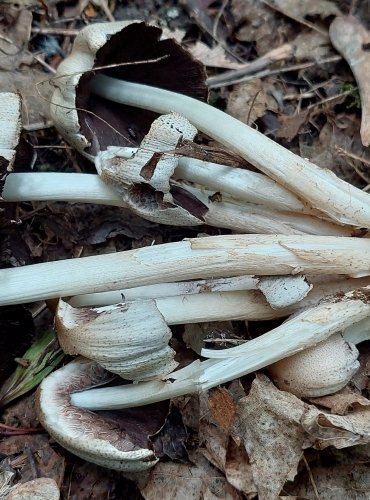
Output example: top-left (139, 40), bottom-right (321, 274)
top-left (36, 357), bottom-right (171, 471)
top-left (52, 21), bottom-right (208, 157)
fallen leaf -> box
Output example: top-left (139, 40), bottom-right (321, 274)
top-left (0, 434), bottom-right (65, 486)
top-left (190, 42), bottom-right (245, 69)
top-left (275, 110), bottom-right (310, 141)
top-left (140, 450), bottom-right (242, 499)
top-left (0, 6), bottom-right (32, 71)
top-left (265, 0), bottom-right (340, 26)
top-left (207, 388), bottom-right (237, 432)
top-left (237, 374), bottom-right (309, 500)
top-left (226, 79), bottom-right (278, 125)
top-left (231, 0), bottom-right (294, 55)
top-left (7, 477), bottom-right (60, 500)
top-left (309, 391), bottom-right (370, 415)
top-left (302, 407), bottom-right (370, 449)
top-left (151, 405), bottom-right (188, 462)
top-left (224, 440), bottom-right (256, 498)
top-left (292, 30), bottom-right (334, 62)
top-left (352, 344), bottom-right (370, 392)
top-left (60, 461), bottom-right (124, 500)
top-left (285, 447), bottom-right (370, 499)
top-left (330, 16), bottom-right (370, 146)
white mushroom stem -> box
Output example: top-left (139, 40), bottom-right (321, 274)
top-left (57, 278), bottom-right (370, 381)
top-left (3, 172), bottom-right (353, 236)
top-left (70, 287), bottom-right (370, 410)
top-left (69, 276), bottom-right (370, 320)
top-left (185, 184), bottom-right (355, 236)
top-left (90, 75), bottom-right (370, 228)
top-left (1, 234), bottom-right (370, 306)
top-left (3, 158), bottom-right (308, 214)
top-left (71, 274), bottom-right (346, 309)
top-left (69, 275), bottom-right (259, 307)
top-left (2, 172), bottom-right (124, 206)
top-left (343, 317), bottom-right (370, 345)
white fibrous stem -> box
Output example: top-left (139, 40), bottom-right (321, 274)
top-left (3, 171), bottom-right (356, 236)
top-left (69, 276), bottom-right (370, 319)
top-left (183, 184), bottom-right (356, 236)
top-left (2, 153), bottom-right (311, 215)
top-left (90, 75), bottom-right (370, 229)
top-left (2, 172), bottom-right (125, 206)
top-left (1, 235), bottom-right (370, 305)
top-left (69, 275), bottom-right (259, 307)
top-left (70, 287), bottom-right (370, 410)
top-left (343, 317), bottom-right (370, 345)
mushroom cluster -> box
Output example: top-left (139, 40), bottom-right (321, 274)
top-left (1, 20), bottom-right (370, 472)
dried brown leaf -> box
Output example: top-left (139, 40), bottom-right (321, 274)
top-left (309, 392), bottom-right (370, 415)
top-left (208, 388), bottom-right (237, 432)
top-left (0, 6), bottom-right (32, 71)
top-left (274, 110), bottom-right (310, 141)
top-left (302, 407), bottom-right (370, 449)
top-left (265, 0), bottom-right (341, 24)
top-left (140, 450), bottom-right (242, 500)
top-left (190, 42), bottom-right (245, 69)
top-left (7, 478), bottom-right (60, 500)
top-left (292, 30), bottom-right (333, 62)
top-left (330, 16), bottom-right (370, 146)
top-left (231, 0), bottom-right (292, 55)
top-left (0, 434), bottom-right (65, 486)
top-left (237, 374), bottom-right (309, 500)
top-left (226, 79), bottom-right (278, 125)
top-left (285, 446), bottom-right (370, 498)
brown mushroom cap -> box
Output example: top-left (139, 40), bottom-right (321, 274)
top-left (50, 21), bottom-right (208, 157)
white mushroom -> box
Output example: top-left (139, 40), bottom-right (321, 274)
top-left (55, 277), bottom-right (370, 381)
top-left (90, 74), bottom-right (370, 229)
top-left (68, 287), bottom-right (370, 410)
top-left (36, 357), bottom-right (158, 471)
top-left (268, 333), bottom-right (360, 397)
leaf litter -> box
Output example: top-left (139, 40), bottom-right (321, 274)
top-left (0, 0), bottom-right (370, 498)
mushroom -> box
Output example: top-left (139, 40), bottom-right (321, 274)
top-left (2, 23), bottom-right (367, 234)
top-left (49, 20), bottom-right (207, 159)
top-left (36, 357), bottom-right (161, 471)
top-left (0, 92), bottom-right (21, 195)
top-left (268, 332), bottom-right (360, 397)
top-left (2, 112), bottom-right (356, 236)
top-left (66, 287), bottom-right (370, 410)
top-left (42, 20), bottom-right (369, 232)
top-left (89, 73), bottom-right (370, 229)
top-left (55, 276), bottom-right (370, 382)
top-left (1, 234), bottom-right (370, 306)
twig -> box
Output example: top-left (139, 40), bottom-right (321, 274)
top-left (302, 455), bottom-right (321, 500)
top-left (207, 55), bottom-right (341, 88)
top-left (31, 27), bottom-right (79, 36)
top-left (262, 0), bottom-right (327, 36)
top-left (307, 89), bottom-right (356, 110)
top-left (212, 0), bottom-right (229, 40)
